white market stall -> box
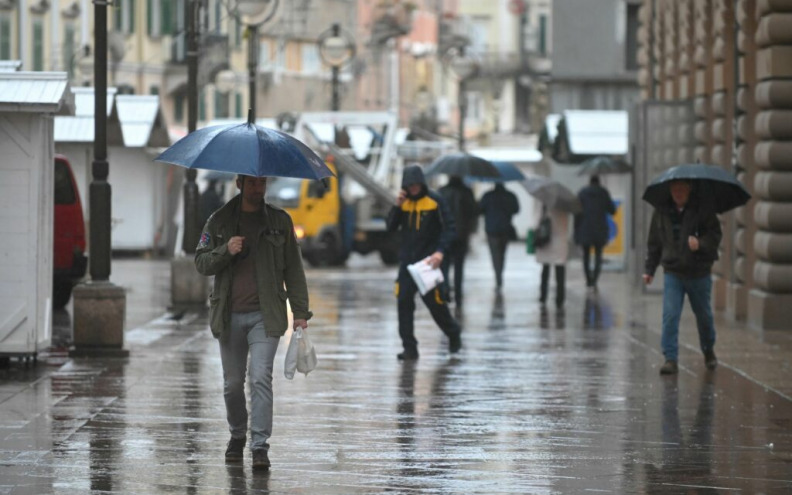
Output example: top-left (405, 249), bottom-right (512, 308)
top-left (0, 71), bottom-right (74, 358)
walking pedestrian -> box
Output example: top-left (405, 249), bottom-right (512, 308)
top-left (195, 175), bottom-right (313, 469)
top-left (438, 175), bottom-right (478, 307)
top-left (575, 175), bottom-right (616, 291)
top-left (478, 183), bottom-right (520, 289)
top-left (535, 205), bottom-right (570, 309)
top-left (642, 179), bottom-right (722, 375)
top-left (386, 165), bottom-right (462, 360)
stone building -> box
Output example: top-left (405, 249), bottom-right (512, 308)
top-left (633, 0), bottom-right (792, 330)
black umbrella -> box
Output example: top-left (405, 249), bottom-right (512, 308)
top-left (521, 177), bottom-right (582, 214)
top-left (642, 164), bottom-right (751, 214)
top-left (425, 153), bottom-right (500, 177)
top-left (577, 156), bottom-right (631, 176)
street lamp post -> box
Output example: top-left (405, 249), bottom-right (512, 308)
top-left (448, 48), bottom-right (478, 151)
top-left (71, 0), bottom-right (128, 357)
top-left (317, 23), bottom-right (356, 111)
top-left (226, 0), bottom-right (279, 116)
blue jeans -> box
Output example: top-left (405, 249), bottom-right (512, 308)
top-left (661, 273), bottom-right (716, 361)
top-left (220, 312), bottom-right (280, 451)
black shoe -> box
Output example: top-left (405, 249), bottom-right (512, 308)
top-left (397, 350), bottom-right (419, 361)
top-left (225, 436), bottom-right (246, 462)
top-left (252, 449), bottom-right (270, 470)
top-left (449, 334), bottom-right (462, 354)
top-left (704, 350), bottom-right (718, 370)
top-left (659, 360), bottom-right (678, 375)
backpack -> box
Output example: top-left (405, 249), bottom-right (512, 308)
top-left (534, 214), bottom-right (552, 248)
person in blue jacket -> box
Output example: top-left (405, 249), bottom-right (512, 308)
top-left (386, 165), bottom-right (462, 360)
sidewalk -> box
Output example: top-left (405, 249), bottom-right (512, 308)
top-left (1, 244), bottom-right (791, 494)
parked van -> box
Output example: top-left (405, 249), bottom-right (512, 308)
top-left (53, 155), bottom-right (87, 308)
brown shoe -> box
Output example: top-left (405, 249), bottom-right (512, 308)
top-left (252, 449), bottom-right (270, 470)
top-left (659, 360), bottom-right (678, 375)
top-left (704, 350), bottom-right (718, 370)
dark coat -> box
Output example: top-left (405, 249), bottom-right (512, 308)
top-left (478, 184), bottom-right (519, 236)
top-left (574, 184), bottom-right (616, 246)
top-left (438, 177), bottom-right (478, 242)
top-left (387, 165), bottom-right (456, 264)
top-left (644, 198), bottom-right (722, 279)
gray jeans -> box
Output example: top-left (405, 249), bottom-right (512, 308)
top-left (220, 311), bottom-right (280, 451)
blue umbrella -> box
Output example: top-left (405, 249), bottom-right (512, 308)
top-left (155, 111), bottom-right (334, 180)
top-left (642, 164), bottom-right (750, 214)
top-left (469, 161), bottom-right (526, 182)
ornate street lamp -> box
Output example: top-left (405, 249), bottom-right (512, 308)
top-left (225, 0), bottom-right (279, 116)
top-left (317, 23), bottom-right (356, 111)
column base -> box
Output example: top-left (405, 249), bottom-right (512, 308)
top-left (171, 255), bottom-right (209, 307)
top-left (748, 289), bottom-right (792, 331)
top-left (727, 282), bottom-right (748, 321)
top-left (713, 275), bottom-right (727, 310)
top-left (71, 281), bottom-right (128, 357)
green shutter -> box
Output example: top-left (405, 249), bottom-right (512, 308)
top-left (235, 92), bottom-right (242, 118)
top-left (147, 0), bottom-right (152, 35)
top-left (63, 25), bottom-right (75, 76)
top-left (0, 17), bottom-right (11, 60)
top-left (162, 0), bottom-right (172, 35)
top-left (150, 85), bottom-right (159, 95)
top-left (129, 0), bottom-right (136, 32)
top-left (539, 15), bottom-right (547, 56)
top-left (115, 0), bottom-right (123, 30)
top-left (174, 93), bottom-right (184, 122)
top-left (199, 89), bottom-right (206, 121)
top-left (33, 21), bottom-right (43, 71)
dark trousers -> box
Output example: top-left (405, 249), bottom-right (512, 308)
top-left (540, 264), bottom-right (566, 307)
top-left (397, 265), bottom-right (461, 353)
top-left (487, 235), bottom-right (510, 287)
top-left (582, 244), bottom-right (604, 287)
top-left (441, 240), bottom-right (467, 305)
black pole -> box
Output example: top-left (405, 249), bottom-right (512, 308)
top-left (248, 24), bottom-right (259, 117)
top-left (90, 0), bottom-right (110, 281)
top-left (182, 0), bottom-right (200, 254)
top-left (458, 78), bottom-right (466, 151)
top-left (331, 23), bottom-right (341, 111)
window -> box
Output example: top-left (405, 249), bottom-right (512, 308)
top-left (0, 15), bottom-right (10, 60)
top-left (214, 89), bottom-right (229, 118)
top-left (539, 14), bottom-right (547, 56)
top-left (174, 93), bottom-right (184, 122)
top-left (301, 43), bottom-right (320, 74)
top-left (625, 4), bottom-right (639, 71)
top-left (150, 85), bottom-right (160, 95)
top-left (258, 39), bottom-right (272, 69)
top-left (469, 16), bottom-right (489, 53)
top-left (33, 20), bottom-right (43, 71)
top-left (55, 160), bottom-right (77, 205)
top-left (114, 0), bottom-right (136, 34)
top-left (234, 19), bottom-right (241, 48)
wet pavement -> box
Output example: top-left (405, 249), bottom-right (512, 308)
top-left (2, 242), bottom-right (792, 494)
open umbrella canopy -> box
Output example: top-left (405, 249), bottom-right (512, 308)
top-left (642, 163), bottom-right (750, 214)
top-left (521, 177), bottom-right (582, 214)
top-left (577, 155), bottom-right (631, 176)
top-left (468, 161), bottom-right (526, 182)
top-left (154, 112), bottom-right (334, 180)
top-left (425, 152), bottom-right (500, 178)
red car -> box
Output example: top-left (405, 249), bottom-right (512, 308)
top-left (53, 155), bottom-right (87, 308)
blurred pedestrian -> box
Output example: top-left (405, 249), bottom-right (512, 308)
top-left (535, 204), bottom-right (570, 309)
top-left (643, 179), bottom-right (722, 375)
top-left (438, 175), bottom-right (478, 307)
top-left (478, 183), bottom-right (520, 289)
top-left (575, 175), bottom-right (616, 291)
top-left (386, 165), bottom-right (462, 360)
top-left (195, 175), bottom-right (313, 469)
top-left (199, 179), bottom-right (224, 226)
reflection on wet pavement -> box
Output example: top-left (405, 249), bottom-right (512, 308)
top-left (1, 245), bottom-right (791, 493)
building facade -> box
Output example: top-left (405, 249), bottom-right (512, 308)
top-left (634, 0), bottom-right (792, 331)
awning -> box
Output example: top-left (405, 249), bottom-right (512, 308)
top-left (552, 110), bottom-right (628, 164)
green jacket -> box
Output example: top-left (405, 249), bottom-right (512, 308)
top-left (195, 195), bottom-right (313, 340)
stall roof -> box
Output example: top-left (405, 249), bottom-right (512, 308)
top-left (204, 118), bottom-right (279, 129)
top-left (469, 147), bottom-right (543, 164)
top-left (54, 87), bottom-right (123, 144)
top-left (115, 95), bottom-right (170, 147)
top-left (0, 72), bottom-right (74, 115)
top-left (0, 60), bottom-right (22, 72)
top-left (563, 110), bottom-right (628, 156)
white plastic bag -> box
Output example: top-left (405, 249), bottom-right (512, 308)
top-left (284, 327), bottom-right (317, 380)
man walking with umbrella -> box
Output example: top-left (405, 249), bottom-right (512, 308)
top-left (643, 179), bottom-right (722, 375)
top-left (575, 175), bottom-right (616, 291)
top-left (438, 175), bottom-right (478, 308)
top-left (479, 183), bottom-right (520, 289)
top-left (387, 165), bottom-right (462, 360)
top-left (195, 175), bottom-right (313, 468)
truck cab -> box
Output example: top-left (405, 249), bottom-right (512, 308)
top-left (53, 155), bottom-right (87, 308)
